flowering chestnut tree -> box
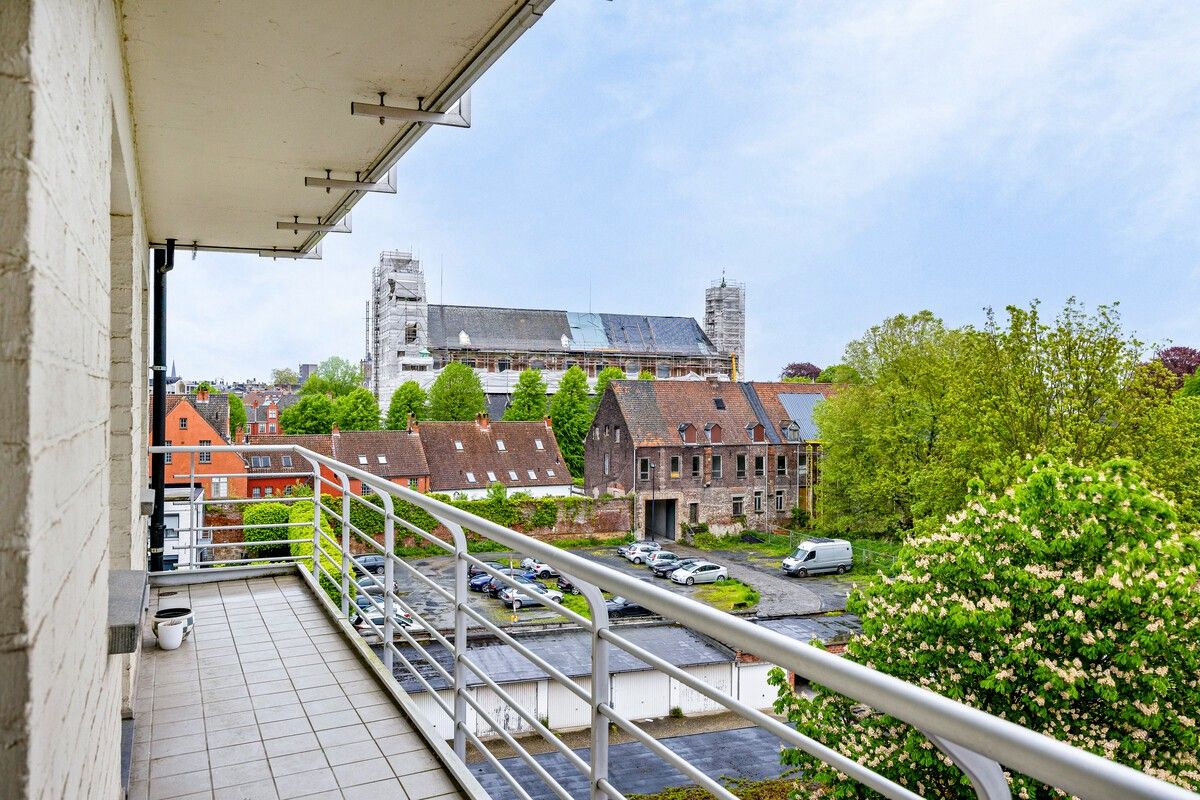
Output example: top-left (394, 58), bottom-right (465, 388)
top-left (773, 457), bottom-right (1200, 797)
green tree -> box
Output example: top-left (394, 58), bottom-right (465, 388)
top-left (228, 393), bottom-right (247, 441)
top-left (637, 369), bottom-right (655, 381)
top-left (193, 380), bottom-right (213, 393)
top-left (774, 457), bottom-right (1200, 797)
top-left (592, 366), bottom-right (626, 413)
top-left (334, 387), bottom-right (380, 431)
top-left (550, 366), bottom-right (590, 477)
top-left (428, 362), bottom-right (486, 421)
top-left (1184, 367), bottom-right (1200, 397)
top-left (300, 356), bottom-right (361, 397)
top-left (815, 363), bottom-right (862, 384)
top-left (385, 381), bottom-right (427, 430)
top-left (781, 376), bottom-right (814, 384)
top-left (503, 369), bottom-right (548, 421)
top-left (278, 393), bottom-right (336, 434)
top-left (271, 367), bottom-right (299, 386)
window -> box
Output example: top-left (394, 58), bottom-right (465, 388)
top-left (496, 440), bottom-right (506, 451)
top-left (615, 427), bottom-right (621, 444)
top-left (712, 455), bottom-right (723, 478)
top-left (732, 496), bottom-right (744, 516)
top-left (357, 455), bottom-right (368, 465)
top-left (268, 408), bottom-right (277, 418)
top-left (639, 458), bottom-right (650, 481)
top-left (281, 455), bottom-right (293, 467)
top-left (486, 471), bottom-right (497, 482)
top-left (547, 469), bottom-right (556, 478)
top-left (736, 454), bottom-right (746, 478)
top-left (508, 470), bottom-right (519, 481)
top-left (405, 323), bottom-right (418, 344)
top-left (497, 359), bottom-right (510, 372)
top-left (714, 398), bottom-right (726, 410)
top-left (164, 514), bottom-right (180, 540)
top-left (465, 472), bottom-right (476, 483)
top-left (252, 487), bottom-right (261, 498)
top-left (527, 470), bottom-right (537, 479)
top-left (408, 479), bottom-right (418, 490)
top-left (164, 440), bottom-right (172, 464)
top-left (198, 439), bottom-right (212, 463)
top-left (249, 455), bottom-right (271, 469)
top-left (454, 440), bottom-right (463, 450)
top-left (593, 427), bottom-right (600, 441)
top-left (178, 417), bottom-right (188, 430)
top-left (688, 502), bottom-right (699, 523)
top-left (777, 454), bottom-right (788, 477)
top-left (377, 455), bottom-right (387, 464)
top-left (670, 456), bottom-right (680, 478)
top-left (211, 477), bottom-right (228, 498)
top-left (706, 424), bottom-right (723, 444)
top-left (534, 438), bottom-right (544, 450)
top-left (691, 455), bottom-right (701, 477)
top-left (265, 487), bottom-right (274, 497)
top-left (749, 423), bottom-right (765, 443)
top-left (754, 490), bottom-right (764, 513)
top-left (604, 453), bottom-right (611, 476)
top-left (775, 490), bottom-right (785, 511)
top-left (258, 423), bottom-right (265, 433)
top-left (269, 424), bottom-right (276, 433)
top-left (657, 364), bottom-right (670, 378)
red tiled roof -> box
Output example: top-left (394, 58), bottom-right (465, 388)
top-left (332, 430), bottom-right (429, 479)
top-left (418, 419), bottom-right (569, 493)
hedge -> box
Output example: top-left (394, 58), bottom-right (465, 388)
top-left (243, 502), bottom-right (291, 557)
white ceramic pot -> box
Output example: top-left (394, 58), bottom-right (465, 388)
top-left (157, 619), bottom-right (185, 651)
top-left (152, 607), bottom-right (194, 639)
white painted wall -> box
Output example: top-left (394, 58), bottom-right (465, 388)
top-left (450, 483), bottom-right (574, 500)
top-left (736, 662), bottom-right (778, 710)
top-left (670, 663), bottom-right (733, 716)
top-left (547, 675), bottom-right (592, 730)
top-left (612, 671), bottom-right (672, 721)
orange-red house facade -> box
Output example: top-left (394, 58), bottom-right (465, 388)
top-left (149, 392), bottom-right (246, 499)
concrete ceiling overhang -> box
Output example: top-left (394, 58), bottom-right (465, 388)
top-left (121, 0), bottom-right (551, 256)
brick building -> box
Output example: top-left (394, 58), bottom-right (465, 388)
top-left (584, 380), bottom-right (834, 539)
top-left (419, 415), bottom-right (572, 499)
top-left (148, 389), bottom-right (246, 499)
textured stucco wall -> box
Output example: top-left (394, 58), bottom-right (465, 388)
top-left (0, 0), bottom-right (146, 796)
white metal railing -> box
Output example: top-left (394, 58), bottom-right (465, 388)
top-left (148, 444), bottom-right (1198, 800)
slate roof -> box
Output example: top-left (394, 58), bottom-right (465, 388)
top-left (426, 304), bottom-right (718, 357)
top-left (333, 430), bottom-right (429, 479)
top-left (607, 380), bottom-right (766, 448)
top-left (419, 419), bottom-right (570, 492)
top-left (383, 624), bottom-right (735, 693)
top-left (162, 393), bottom-right (231, 442)
top-left (749, 382), bottom-right (838, 443)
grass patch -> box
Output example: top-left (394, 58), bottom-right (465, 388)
top-left (628, 776), bottom-right (807, 800)
top-left (695, 578), bottom-right (760, 611)
top-left (553, 533), bottom-right (634, 549)
top-left (692, 531), bottom-right (795, 557)
top-left (558, 592), bottom-right (594, 620)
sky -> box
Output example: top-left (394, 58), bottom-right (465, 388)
top-left (169, 1), bottom-right (1200, 383)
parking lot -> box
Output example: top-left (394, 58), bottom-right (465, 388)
top-left (382, 540), bottom-right (858, 633)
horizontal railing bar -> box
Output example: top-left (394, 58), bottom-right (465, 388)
top-left (599, 629), bottom-right (921, 800)
top-left (457, 604), bottom-right (590, 702)
top-left (461, 728), bottom-right (537, 800)
top-left (170, 539), bottom-right (308, 550)
top-left (196, 555), bottom-right (301, 567)
top-left (197, 521), bottom-right (310, 533)
top-left (597, 777), bottom-right (629, 800)
top-left (600, 704), bottom-right (737, 800)
top-left (191, 495), bottom-right (310, 505)
top-left (458, 653), bottom-right (590, 777)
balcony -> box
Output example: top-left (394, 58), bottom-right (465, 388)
top-left (139, 443), bottom-right (1195, 800)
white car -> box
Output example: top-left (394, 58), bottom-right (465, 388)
top-left (519, 557), bottom-right (558, 578)
top-left (645, 550), bottom-right (678, 567)
top-left (670, 562), bottom-right (728, 585)
top-left (625, 542), bottom-right (662, 564)
top-left (353, 609), bottom-right (414, 637)
top-left (497, 582), bottom-right (564, 610)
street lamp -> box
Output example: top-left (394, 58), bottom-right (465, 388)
top-left (648, 461), bottom-right (657, 541)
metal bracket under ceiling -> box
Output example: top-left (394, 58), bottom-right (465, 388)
top-left (257, 244), bottom-right (323, 260)
top-left (276, 213), bottom-right (352, 234)
top-left (304, 166), bottom-right (398, 194)
top-left (351, 92), bottom-right (471, 128)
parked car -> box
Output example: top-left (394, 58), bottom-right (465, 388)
top-left (625, 542), bottom-right (663, 564)
top-left (782, 537), bottom-right (853, 577)
top-left (520, 557), bottom-right (558, 578)
top-left (645, 551), bottom-right (679, 567)
top-left (486, 569), bottom-right (537, 598)
top-left (469, 572), bottom-right (497, 592)
top-left (670, 561), bottom-right (728, 585)
top-left (497, 582), bottom-right (564, 609)
top-left (618, 540), bottom-right (660, 559)
top-left (651, 557), bottom-right (699, 578)
top-left (605, 596), bottom-right (653, 618)
top-left (468, 560), bottom-right (505, 578)
top-left (352, 608), bottom-right (413, 636)
top-left (353, 554), bottom-right (387, 575)
top-left (556, 575), bottom-right (578, 594)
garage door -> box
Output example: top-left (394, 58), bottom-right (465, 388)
top-left (670, 663), bottom-right (732, 715)
top-left (473, 681), bottom-right (540, 737)
top-left (548, 675), bottom-right (592, 731)
top-left (612, 670), bottom-right (670, 720)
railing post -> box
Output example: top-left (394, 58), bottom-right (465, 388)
top-left (338, 472), bottom-right (352, 619)
top-left (574, 576), bottom-right (611, 800)
top-left (379, 490), bottom-right (396, 674)
top-left (310, 462), bottom-right (322, 577)
top-left (443, 518), bottom-right (470, 761)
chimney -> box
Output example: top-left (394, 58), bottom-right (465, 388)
top-left (332, 424), bottom-right (340, 437)
top-left (251, 399), bottom-right (259, 409)
top-left (197, 387), bottom-right (209, 403)
top-left (544, 416), bottom-right (553, 430)
top-left (234, 425), bottom-right (244, 444)
top-left (406, 413), bottom-right (419, 434)
top-left (476, 412), bottom-right (489, 431)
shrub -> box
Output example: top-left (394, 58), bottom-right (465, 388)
top-left (772, 457), bottom-right (1200, 796)
top-left (287, 495), bottom-right (343, 606)
top-left (243, 502), bottom-right (291, 557)
top-left (529, 498), bottom-right (558, 529)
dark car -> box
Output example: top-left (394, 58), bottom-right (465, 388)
top-left (605, 596), bottom-right (653, 618)
top-left (469, 572), bottom-right (497, 592)
top-left (486, 568), bottom-right (536, 597)
top-left (468, 560), bottom-right (505, 578)
top-left (652, 557), bottom-right (700, 578)
top-left (353, 554), bottom-right (387, 575)
top-left (556, 575), bottom-right (578, 594)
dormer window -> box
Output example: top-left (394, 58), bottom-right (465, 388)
top-left (486, 471), bottom-right (497, 482)
top-left (358, 455), bottom-right (368, 465)
top-left (508, 470), bottom-right (519, 481)
top-left (678, 423), bottom-right (697, 445)
top-left (527, 470), bottom-right (537, 479)
top-left (377, 455), bottom-right (387, 464)
top-left (534, 438), bottom-right (544, 450)
top-left (714, 398), bottom-right (726, 410)
top-left (705, 423), bottom-right (723, 444)
top-left (747, 423), bottom-right (766, 443)
top-left (454, 440), bottom-right (463, 451)
top-left (547, 469), bottom-right (556, 478)
top-left (465, 471), bottom-right (476, 483)
top-left (496, 440), bottom-right (506, 451)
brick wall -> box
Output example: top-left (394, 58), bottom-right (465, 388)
top-left (0, 0), bottom-right (145, 795)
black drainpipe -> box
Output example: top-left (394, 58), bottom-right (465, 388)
top-left (149, 239), bottom-right (174, 571)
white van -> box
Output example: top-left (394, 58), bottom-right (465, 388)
top-left (782, 537), bottom-right (853, 577)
